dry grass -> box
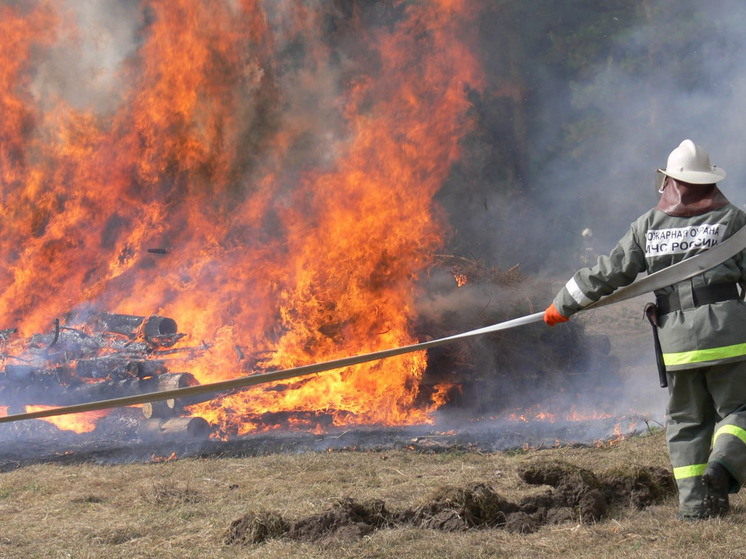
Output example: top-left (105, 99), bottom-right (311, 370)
top-left (3, 430), bottom-right (746, 558)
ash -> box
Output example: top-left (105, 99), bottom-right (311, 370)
top-left (0, 408), bottom-right (655, 473)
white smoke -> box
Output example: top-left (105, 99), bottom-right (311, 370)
top-left (29, 0), bottom-right (140, 113)
top-left (538, 0), bottom-right (746, 257)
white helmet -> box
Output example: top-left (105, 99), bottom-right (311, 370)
top-left (658, 139), bottom-right (726, 184)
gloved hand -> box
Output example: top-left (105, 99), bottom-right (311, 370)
top-left (544, 303), bottom-right (569, 327)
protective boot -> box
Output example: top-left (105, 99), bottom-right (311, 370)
top-left (702, 462), bottom-right (730, 517)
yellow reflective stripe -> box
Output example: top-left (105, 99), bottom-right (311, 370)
top-left (662, 342), bottom-right (746, 367)
top-left (673, 464), bottom-right (707, 480)
top-left (714, 424), bottom-right (746, 447)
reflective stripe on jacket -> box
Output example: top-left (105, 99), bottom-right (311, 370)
top-left (553, 203), bottom-right (746, 371)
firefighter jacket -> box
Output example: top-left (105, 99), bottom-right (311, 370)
top-left (553, 203), bottom-right (746, 371)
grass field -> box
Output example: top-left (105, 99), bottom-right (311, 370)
top-left (2, 429), bottom-right (746, 558)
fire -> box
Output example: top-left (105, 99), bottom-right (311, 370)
top-left (0, 2), bottom-right (484, 435)
top-left (151, 452), bottom-right (178, 463)
top-left (507, 405), bottom-right (615, 424)
top-left (24, 406), bottom-right (109, 433)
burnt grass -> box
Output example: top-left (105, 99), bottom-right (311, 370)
top-left (224, 459), bottom-right (676, 545)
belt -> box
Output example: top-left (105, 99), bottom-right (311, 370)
top-left (656, 282), bottom-right (741, 314)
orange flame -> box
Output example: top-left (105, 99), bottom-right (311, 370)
top-left (24, 406), bottom-right (109, 433)
top-left (0, 1), bottom-right (484, 435)
top-left (151, 451), bottom-right (178, 463)
top-left (507, 404), bottom-right (615, 424)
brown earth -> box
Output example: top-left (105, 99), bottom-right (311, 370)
top-left (224, 459), bottom-right (676, 546)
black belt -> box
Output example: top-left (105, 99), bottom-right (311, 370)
top-left (656, 282), bottom-right (741, 314)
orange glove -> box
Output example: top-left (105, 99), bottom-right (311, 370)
top-left (544, 303), bottom-right (569, 327)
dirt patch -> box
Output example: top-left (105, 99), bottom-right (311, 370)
top-left (287, 498), bottom-right (388, 543)
top-left (517, 460), bottom-right (676, 524)
top-left (405, 482), bottom-right (516, 531)
top-left (224, 461), bottom-right (676, 545)
top-left (602, 465), bottom-right (677, 509)
top-left (224, 511), bottom-right (290, 545)
top-left (518, 460), bottom-right (608, 522)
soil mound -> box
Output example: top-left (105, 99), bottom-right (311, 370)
top-left (518, 460), bottom-right (608, 521)
top-left (224, 461), bottom-right (676, 545)
top-left (288, 498), bottom-right (389, 544)
top-left (407, 482), bottom-right (516, 531)
top-left (224, 511), bottom-right (289, 545)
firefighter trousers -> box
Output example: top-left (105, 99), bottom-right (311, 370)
top-left (666, 361), bottom-right (746, 516)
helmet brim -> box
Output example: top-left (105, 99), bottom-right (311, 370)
top-left (657, 167), bottom-right (726, 184)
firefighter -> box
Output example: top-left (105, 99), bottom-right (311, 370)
top-left (544, 139), bottom-right (746, 519)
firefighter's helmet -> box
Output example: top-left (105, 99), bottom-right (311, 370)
top-left (658, 139), bottom-right (726, 184)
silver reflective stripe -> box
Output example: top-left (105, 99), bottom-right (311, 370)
top-left (566, 277), bottom-right (593, 307)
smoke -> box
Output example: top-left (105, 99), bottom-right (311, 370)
top-left (426, 0), bottom-right (746, 282)
top-left (12, 3), bottom-right (746, 264)
top-left (424, 0), bottom-right (746, 421)
top-left (531, 0), bottom-right (746, 263)
top-left (30, 0), bottom-right (140, 113)
top-left (421, 1), bottom-right (743, 422)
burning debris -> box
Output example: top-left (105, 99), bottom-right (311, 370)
top-left (0, 0), bottom-right (489, 436)
top-left (0, 246), bottom-right (633, 459)
top-left (0, 256), bottom-right (627, 444)
top-left (0, 311), bottom-right (215, 435)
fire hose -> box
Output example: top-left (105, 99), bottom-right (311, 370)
top-left (2, 224), bottom-right (746, 425)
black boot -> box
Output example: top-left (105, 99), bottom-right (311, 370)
top-left (702, 462), bottom-right (731, 517)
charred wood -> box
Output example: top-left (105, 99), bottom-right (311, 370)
top-left (94, 313), bottom-right (145, 335)
top-left (4, 364), bottom-right (62, 385)
top-left (152, 340), bottom-right (210, 356)
top-left (139, 416), bottom-right (211, 439)
top-left (49, 318), bottom-right (60, 348)
top-left (26, 329), bottom-right (102, 359)
top-left (0, 328), bottom-right (17, 340)
top-left (94, 313), bottom-right (178, 339)
top-left (142, 399), bottom-right (179, 419)
top-left (139, 315), bottom-right (178, 339)
top-left (75, 358), bottom-right (167, 380)
top-left (0, 372), bottom-right (198, 408)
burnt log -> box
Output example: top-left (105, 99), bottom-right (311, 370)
top-left (0, 372), bottom-right (198, 408)
top-left (139, 416), bottom-right (211, 438)
top-left (142, 399), bottom-right (179, 419)
top-left (76, 358), bottom-right (167, 380)
top-left (4, 365), bottom-right (61, 385)
top-left (140, 315), bottom-right (178, 338)
top-left (94, 313), bottom-right (145, 335)
top-left (94, 313), bottom-right (178, 338)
